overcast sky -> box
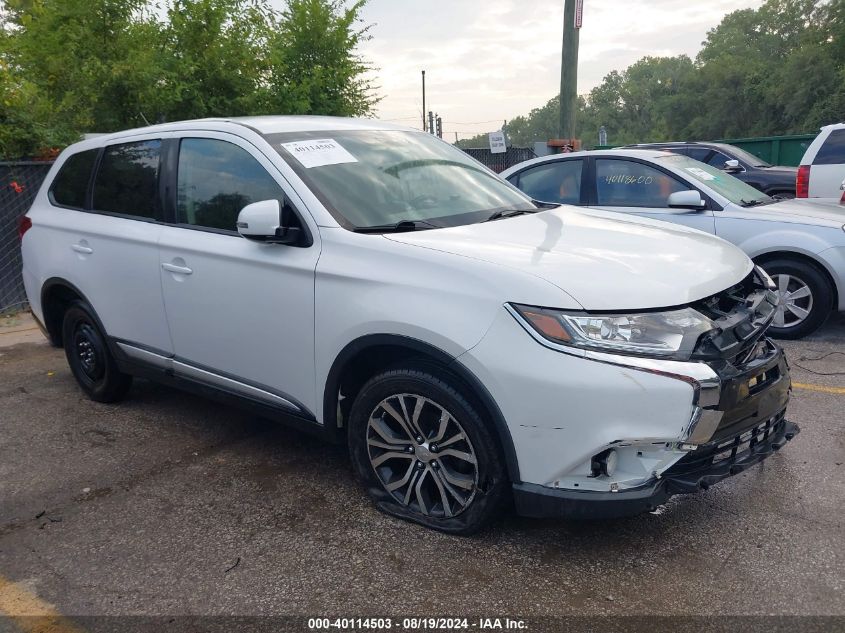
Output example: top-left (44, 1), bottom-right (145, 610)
top-left (354, 0), bottom-right (765, 140)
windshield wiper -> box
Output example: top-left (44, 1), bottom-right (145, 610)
top-left (484, 208), bottom-right (540, 222)
top-left (740, 198), bottom-right (771, 207)
top-left (353, 219), bottom-right (441, 233)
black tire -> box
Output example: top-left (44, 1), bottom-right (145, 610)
top-left (348, 366), bottom-right (508, 535)
top-left (760, 258), bottom-right (833, 339)
top-left (61, 301), bottom-right (132, 402)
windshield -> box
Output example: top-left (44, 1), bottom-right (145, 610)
top-left (266, 130), bottom-right (535, 230)
top-left (721, 145), bottom-right (771, 168)
top-left (657, 154), bottom-right (773, 206)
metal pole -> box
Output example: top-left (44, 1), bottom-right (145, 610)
top-left (421, 70), bottom-right (426, 132)
top-left (559, 0), bottom-right (580, 140)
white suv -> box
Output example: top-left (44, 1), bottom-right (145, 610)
top-left (798, 123), bottom-right (845, 201)
top-left (20, 117), bottom-right (797, 533)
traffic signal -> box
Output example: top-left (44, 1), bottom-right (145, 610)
top-left (436, 116), bottom-right (443, 139)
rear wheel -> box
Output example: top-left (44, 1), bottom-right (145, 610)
top-left (348, 366), bottom-right (507, 534)
top-left (759, 258), bottom-right (833, 339)
top-left (62, 301), bottom-right (132, 402)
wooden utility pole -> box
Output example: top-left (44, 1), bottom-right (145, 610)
top-left (559, 0), bottom-right (580, 140)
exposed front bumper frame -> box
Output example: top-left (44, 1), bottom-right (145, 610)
top-left (514, 417), bottom-right (799, 519)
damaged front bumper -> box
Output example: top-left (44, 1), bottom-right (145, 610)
top-left (513, 337), bottom-right (797, 519)
top-left (514, 414), bottom-right (798, 519)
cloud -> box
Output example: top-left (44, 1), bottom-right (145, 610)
top-left (356, 0), bottom-right (765, 139)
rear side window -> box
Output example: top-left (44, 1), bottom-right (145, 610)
top-left (814, 129), bottom-right (845, 165)
top-left (93, 140), bottom-right (162, 219)
top-left (514, 160), bottom-right (583, 205)
top-left (50, 149), bottom-right (98, 209)
top-left (176, 138), bottom-right (284, 231)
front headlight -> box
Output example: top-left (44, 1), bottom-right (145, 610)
top-left (510, 303), bottom-right (714, 360)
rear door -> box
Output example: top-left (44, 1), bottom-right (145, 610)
top-left (589, 157), bottom-right (716, 233)
top-left (41, 139), bottom-right (172, 354)
top-left (157, 133), bottom-right (320, 417)
top-left (808, 128), bottom-right (845, 198)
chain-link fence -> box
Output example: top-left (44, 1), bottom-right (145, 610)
top-left (460, 147), bottom-right (537, 173)
top-left (1, 161), bottom-right (53, 314)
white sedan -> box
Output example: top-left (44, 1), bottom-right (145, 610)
top-left (502, 149), bottom-right (845, 339)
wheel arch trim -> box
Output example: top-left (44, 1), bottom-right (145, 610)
top-left (40, 277), bottom-right (103, 346)
top-left (323, 333), bottom-right (521, 483)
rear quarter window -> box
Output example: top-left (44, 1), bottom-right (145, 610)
top-left (92, 140), bottom-right (162, 220)
top-left (814, 129), bottom-right (845, 165)
top-left (49, 149), bottom-right (99, 209)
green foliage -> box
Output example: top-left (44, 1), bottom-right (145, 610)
top-left (0, 0), bottom-right (377, 159)
top-left (468, 0), bottom-right (844, 149)
top-left (265, 0), bottom-right (377, 116)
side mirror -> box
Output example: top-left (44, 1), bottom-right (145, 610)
top-left (667, 190), bottom-right (707, 210)
top-left (237, 199), bottom-right (302, 245)
top-left (723, 159), bottom-right (742, 172)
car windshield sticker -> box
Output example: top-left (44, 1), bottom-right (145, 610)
top-left (280, 139), bottom-right (358, 168)
top-left (684, 167), bottom-right (716, 181)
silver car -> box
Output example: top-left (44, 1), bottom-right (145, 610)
top-left (502, 149), bottom-right (845, 338)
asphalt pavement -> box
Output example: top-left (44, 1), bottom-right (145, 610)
top-left (0, 312), bottom-right (843, 626)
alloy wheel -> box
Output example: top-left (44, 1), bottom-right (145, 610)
top-left (366, 393), bottom-right (479, 518)
top-left (772, 273), bottom-right (813, 329)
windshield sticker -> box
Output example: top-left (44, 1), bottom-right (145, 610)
top-left (684, 167), bottom-right (716, 181)
top-left (280, 139), bottom-right (358, 168)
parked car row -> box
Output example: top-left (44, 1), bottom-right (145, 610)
top-left (623, 124), bottom-right (845, 205)
top-left (20, 116), bottom-right (804, 533)
top-left (621, 141), bottom-right (799, 199)
top-left (503, 148), bottom-right (845, 339)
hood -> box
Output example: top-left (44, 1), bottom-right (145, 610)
top-left (737, 198), bottom-right (845, 227)
top-left (385, 207), bottom-right (752, 311)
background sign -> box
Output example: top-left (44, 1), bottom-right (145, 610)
top-left (489, 130), bottom-right (506, 154)
top-left (575, 0), bottom-right (584, 28)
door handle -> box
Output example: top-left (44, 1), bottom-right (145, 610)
top-left (161, 262), bottom-right (193, 275)
top-left (71, 244), bottom-right (93, 254)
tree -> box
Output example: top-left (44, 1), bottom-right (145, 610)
top-left (264, 0), bottom-right (378, 116)
top-left (0, 0), bottom-right (378, 159)
top-left (483, 0), bottom-right (844, 148)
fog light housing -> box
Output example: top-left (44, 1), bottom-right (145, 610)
top-left (591, 449), bottom-right (618, 478)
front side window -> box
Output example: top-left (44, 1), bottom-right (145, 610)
top-left (685, 147), bottom-right (712, 163)
top-left (177, 138), bottom-right (286, 231)
top-left (266, 130), bottom-right (534, 229)
top-left (514, 160), bottom-right (583, 205)
top-left (814, 129), bottom-right (845, 165)
top-left (93, 140), bottom-right (161, 219)
top-left (595, 159), bottom-right (687, 208)
top-left (50, 149), bottom-right (99, 209)
top-left (706, 150), bottom-right (732, 169)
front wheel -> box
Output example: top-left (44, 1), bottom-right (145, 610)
top-left (760, 258), bottom-right (833, 339)
top-left (348, 366), bottom-right (507, 534)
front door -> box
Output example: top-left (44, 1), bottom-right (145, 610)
top-left (158, 134), bottom-right (320, 417)
top-left (591, 158), bottom-right (716, 234)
